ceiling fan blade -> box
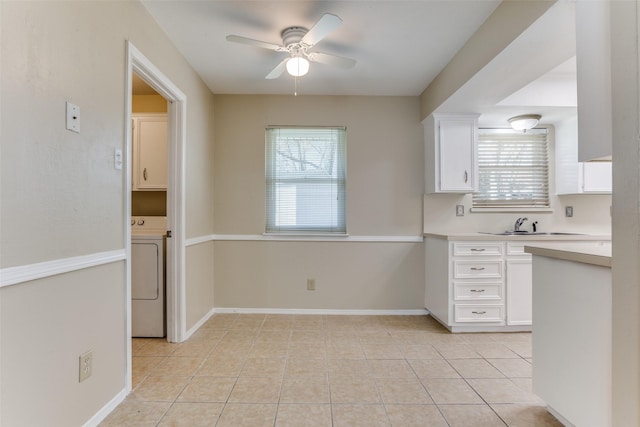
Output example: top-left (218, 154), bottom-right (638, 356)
top-left (226, 35), bottom-right (285, 52)
top-left (308, 52), bottom-right (356, 69)
top-left (301, 13), bottom-right (342, 46)
top-left (265, 58), bottom-right (289, 79)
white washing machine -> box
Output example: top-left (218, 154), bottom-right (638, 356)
top-left (131, 216), bottom-right (166, 337)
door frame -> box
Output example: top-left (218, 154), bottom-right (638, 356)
top-left (124, 41), bottom-right (187, 391)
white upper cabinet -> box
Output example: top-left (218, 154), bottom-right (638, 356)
top-left (579, 162), bottom-right (612, 193)
top-left (132, 113), bottom-right (168, 191)
top-left (556, 116), bottom-right (611, 194)
top-left (424, 113), bottom-right (479, 193)
top-left (576, 0), bottom-right (612, 161)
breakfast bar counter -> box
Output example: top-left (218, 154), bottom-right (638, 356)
top-left (525, 241), bottom-right (612, 427)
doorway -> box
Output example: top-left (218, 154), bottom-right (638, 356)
top-left (125, 41), bottom-right (187, 392)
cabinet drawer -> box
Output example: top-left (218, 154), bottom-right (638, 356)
top-left (453, 242), bottom-right (503, 256)
top-left (506, 242), bottom-right (526, 255)
top-left (453, 260), bottom-right (503, 279)
top-left (454, 304), bottom-right (504, 323)
top-left (454, 282), bottom-right (502, 301)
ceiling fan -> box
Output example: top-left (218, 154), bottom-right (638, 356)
top-left (226, 13), bottom-right (357, 79)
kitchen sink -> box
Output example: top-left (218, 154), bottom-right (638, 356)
top-left (480, 231), bottom-right (584, 236)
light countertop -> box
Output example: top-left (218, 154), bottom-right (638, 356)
top-left (423, 232), bottom-right (610, 242)
top-left (524, 241), bottom-right (612, 267)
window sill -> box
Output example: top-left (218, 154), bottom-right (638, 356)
top-left (470, 207), bottom-right (553, 213)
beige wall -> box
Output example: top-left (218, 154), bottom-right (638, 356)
top-left (424, 192), bottom-right (611, 235)
top-left (213, 95), bottom-right (425, 309)
top-left (0, 1), bottom-right (215, 425)
top-left (186, 242), bottom-right (215, 329)
top-left (214, 95), bottom-right (424, 236)
top-left (214, 241), bottom-right (424, 310)
top-left (1, 263), bottom-right (125, 426)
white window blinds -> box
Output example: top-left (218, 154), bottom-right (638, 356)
top-left (266, 127), bottom-right (346, 233)
top-left (473, 129), bottom-right (549, 209)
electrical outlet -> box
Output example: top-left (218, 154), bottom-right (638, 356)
top-left (79, 351), bottom-right (92, 382)
top-left (565, 206), bottom-right (574, 217)
top-left (455, 205), bottom-right (464, 216)
top-left (307, 278), bottom-right (316, 291)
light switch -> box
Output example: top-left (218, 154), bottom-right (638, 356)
top-left (114, 148), bottom-right (123, 170)
top-left (66, 101), bottom-right (80, 133)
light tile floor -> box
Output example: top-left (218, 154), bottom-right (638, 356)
top-left (100, 314), bottom-right (563, 427)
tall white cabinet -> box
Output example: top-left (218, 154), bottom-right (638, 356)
top-left (423, 113), bottom-right (479, 193)
top-left (132, 113), bottom-right (168, 191)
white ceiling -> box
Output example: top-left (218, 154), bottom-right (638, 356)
top-left (141, 0), bottom-right (578, 126)
top-left (141, 0), bottom-right (501, 96)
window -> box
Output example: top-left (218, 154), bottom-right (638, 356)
top-left (473, 129), bottom-right (549, 210)
top-left (266, 127), bottom-right (346, 233)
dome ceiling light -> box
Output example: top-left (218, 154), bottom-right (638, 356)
top-left (508, 114), bottom-right (542, 131)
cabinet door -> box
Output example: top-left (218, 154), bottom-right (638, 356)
top-left (580, 162), bottom-right (612, 193)
top-left (438, 119), bottom-right (476, 192)
top-left (506, 257), bottom-right (532, 326)
top-left (134, 115), bottom-right (167, 190)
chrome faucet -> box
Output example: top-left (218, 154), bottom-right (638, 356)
top-left (514, 217), bottom-right (528, 232)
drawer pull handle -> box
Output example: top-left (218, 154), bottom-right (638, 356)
top-left (470, 267), bottom-right (485, 271)
top-left (470, 248), bottom-right (485, 252)
top-left (472, 311), bottom-right (487, 315)
top-left (470, 289), bottom-right (485, 293)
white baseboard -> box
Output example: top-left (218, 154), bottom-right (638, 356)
top-left (82, 388), bottom-right (127, 427)
top-left (213, 307), bottom-right (429, 316)
top-left (184, 307), bottom-right (217, 339)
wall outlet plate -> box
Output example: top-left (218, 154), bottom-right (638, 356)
top-left (307, 278), bottom-right (316, 291)
top-left (114, 148), bottom-right (123, 170)
top-left (456, 205), bottom-right (464, 216)
top-left (79, 351), bottom-right (92, 382)
top-left (565, 206), bottom-right (574, 217)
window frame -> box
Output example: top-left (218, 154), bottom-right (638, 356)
top-left (471, 128), bottom-right (551, 213)
top-left (265, 126), bottom-right (347, 235)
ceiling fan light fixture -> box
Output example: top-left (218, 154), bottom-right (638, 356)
top-left (508, 114), bottom-right (542, 131)
top-left (286, 56), bottom-right (309, 77)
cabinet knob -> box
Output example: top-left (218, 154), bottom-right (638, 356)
top-left (470, 267), bottom-right (485, 271)
top-left (464, 170), bottom-right (468, 183)
top-left (472, 311), bottom-right (487, 315)
top-left (470, 248), bottom-right (485, 252)
top-left (470, 289), bottom-right (485, 293)
top-left (143, 168), bottom-right (148, 181)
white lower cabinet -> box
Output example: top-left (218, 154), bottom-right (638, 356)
top-left (454, 304), bottom-right (504, 323)
top-left (505, 242), bottom-right (533, 326)
top-left (425, 237), bottom-right (532, 332)
top-left (506, 260), bottom-right (532, 325)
